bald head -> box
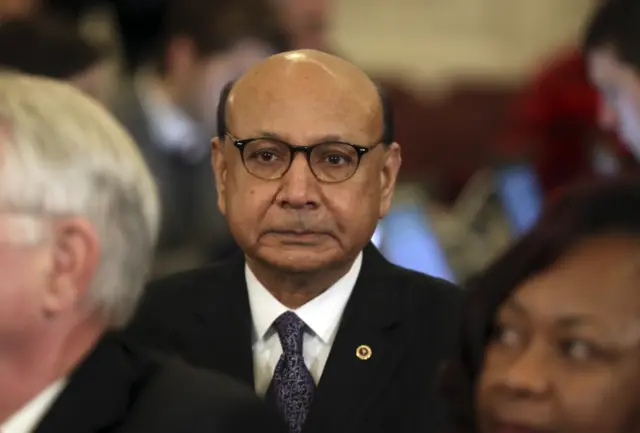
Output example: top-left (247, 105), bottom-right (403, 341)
top-left (233, 49), bottom-right (378, 106)
top-left (216, 50), bottom-right (392, 144)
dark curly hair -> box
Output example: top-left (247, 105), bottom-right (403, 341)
top-left (439, 176), bottom-right (640, 433)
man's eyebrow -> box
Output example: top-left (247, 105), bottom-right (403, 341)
top-left (250, 131), bottom-right (352, 144)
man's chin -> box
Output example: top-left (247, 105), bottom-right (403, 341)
top-left (253, 243), bottom-right (343, 274)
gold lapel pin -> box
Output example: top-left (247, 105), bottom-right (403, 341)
top-left (356, 345), bottom-right (372, 360)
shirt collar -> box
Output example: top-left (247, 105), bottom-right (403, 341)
top-left (2, 379), bottom-right (67, 433)
top-left (246, 252), bottom-right (362, 345)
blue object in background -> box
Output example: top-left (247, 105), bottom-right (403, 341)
top-left (494, 164), bottom-right (543, 235)
top-left (371, 224), bottom-right (384, 249)
top-left (374, 202), bottom-right (456, 282)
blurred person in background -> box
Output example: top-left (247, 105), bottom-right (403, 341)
top-left (496, 46), bottom-right (633, 198)
top-left (38, 0), bottom-right (173, 72)
top-left (442, 178), bottom-right (640, 433)
top-left (38, 0), bottom-right (161, 72)
top-left (584, 0), bottom-right (640, 167)
top-left (111, 0), bottom-right (281, 277)
top-left (0, 17), bottom-right (116, 104)
top-left (0, 72), bottom-right (285, 433)
top-left (43, 0), bottom-right (331, 73)
top-left (0, 0), bottom-right (38, 18)
top-left (495, 0), bottom-right (639, 201)
top-left (270, 0), bottom-right (331, 52)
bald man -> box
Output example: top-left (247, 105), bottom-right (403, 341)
top-left (126, 50), bottom-right (462, 433)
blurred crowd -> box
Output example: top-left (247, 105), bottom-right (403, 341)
top-left (0, 0), bottom-right (333, 277)
top-left (0, 0), bottom-right (634, 282)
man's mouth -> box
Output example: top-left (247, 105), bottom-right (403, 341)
top-left (266, 230), bottom-right (329, 242)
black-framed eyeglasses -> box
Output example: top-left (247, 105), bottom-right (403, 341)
top-left (226, 133), bottom-right (382, 183)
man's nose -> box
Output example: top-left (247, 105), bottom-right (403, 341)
top-left (276, 154), bottom-right (320, 210)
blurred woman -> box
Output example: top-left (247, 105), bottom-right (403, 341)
top-left (441, 177), bottom-right (640, 433)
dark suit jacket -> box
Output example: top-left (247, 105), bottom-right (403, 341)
top-left (33, 333), bottom-right (285, 433)
top-left (126, 244), bottom-right (462, 433)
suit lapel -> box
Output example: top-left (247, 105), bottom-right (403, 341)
top-left (34, 334), bottom-right (145, 433)
top-left (191, 253), bottom-right (255, 387)
top-left (304, 245), bottom-right (405, 433)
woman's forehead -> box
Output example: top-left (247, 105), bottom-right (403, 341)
top-left (505, 235), bottom-right (640, 324)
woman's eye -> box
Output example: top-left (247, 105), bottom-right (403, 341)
top-left (559, 339), bottom-right (601, 362)
top-left (492, 324), bottom-right (521, 348)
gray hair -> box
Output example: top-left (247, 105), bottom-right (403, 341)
top-left (0, 72), bottom-right (160, 327)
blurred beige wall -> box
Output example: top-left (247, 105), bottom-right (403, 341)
top-left (329, 0), bottom-right (597, 85)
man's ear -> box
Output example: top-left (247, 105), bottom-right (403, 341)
top-left (378, 142), bottom-right (402, 219)
top-left (45, 218), bottom-right (99, 316)
top-left (211, 137), bottom-right (228, 216)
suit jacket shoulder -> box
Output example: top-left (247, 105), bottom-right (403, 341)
top-left (127, 259), bottom-right (242, 352)
top-left (384, 262), bottom-right (462, 335)
top-left (386, 259), bottom-right (461, 304)
top-left (118, 356), bottom-right (285, 433)
top-left (35, 333), bottom-right (285, 433)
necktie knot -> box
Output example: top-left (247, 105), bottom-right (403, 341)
top-left (273, 311), bottom-right (306, 357)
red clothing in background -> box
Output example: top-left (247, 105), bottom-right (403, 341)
top-left (499, 48), bottom-right (620, 197)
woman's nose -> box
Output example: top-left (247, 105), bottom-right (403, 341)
top-left (500, 343), bottom-right (552, 398)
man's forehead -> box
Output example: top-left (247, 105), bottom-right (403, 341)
top-left (228, 94), bottom-right (380, 143)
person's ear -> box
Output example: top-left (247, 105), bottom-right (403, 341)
top-left (44, 218), bottom-right (99, 316)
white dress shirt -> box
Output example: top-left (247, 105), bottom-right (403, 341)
top-left (247, 253), bottom-right (362, 396)
top-left (1, 379), bottom-right (66, 433)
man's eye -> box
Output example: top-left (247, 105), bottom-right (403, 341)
top-left (258, 151), bottom-right (275, 161)
top-left (251, 150), bottom-right (281, 162)
top-left (324, 154), bottom-right (350, 165)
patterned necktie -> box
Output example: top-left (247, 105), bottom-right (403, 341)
top-left (266, 311), bottom-right (316, 433)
